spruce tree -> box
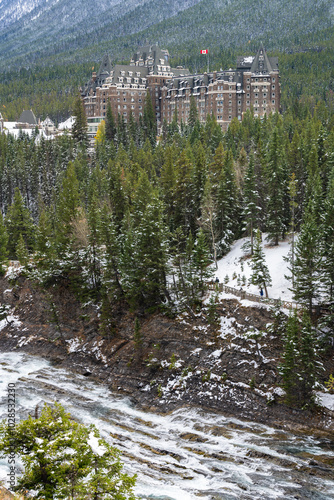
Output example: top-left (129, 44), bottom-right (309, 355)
top-left (72, 93), bottom-right (89, 148)
top-left (188, 95), bottom-right (199, 133)
top-left (250, 229), bottom-right (272, 298)
top-left (265, 126), bottom-right (288, 245)
top-left (143, 91), bottom-right (157, 148)
top-left (200, 177), bottom-right (218, 269)
top-left (216, 149), bottom-right (240, 255)
top-left (0, 403), bottom-right (137, 499)
top-left (55, 162), bottom-right (81, 254)
top-left (105, 102), bottom-right (116, 143)
top-left (16, 233), bottom-right (29, 267)
top-left (121, 194), bottom-right (169, 309)
top-left (290, 174), bottom-right (323, 315)
top-left (280, 310), bottom-right (323, 408)
top-left (0, 212), bottom-right (8, 275)
top-left (5, 187), bottom-right (35, 258)
top-left (242, 152), bottom-right (260, 255)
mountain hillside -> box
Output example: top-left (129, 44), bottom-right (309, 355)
top-left (0, 0), bottom-right (333, 69)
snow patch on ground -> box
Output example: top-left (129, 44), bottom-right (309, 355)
top-left (316, 392), bottom-right (334, 411)
top-left (213, 235), bottom-right (294, 301)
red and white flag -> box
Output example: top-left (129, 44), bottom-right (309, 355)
top-left (200, 49), bottom-right (208, 54)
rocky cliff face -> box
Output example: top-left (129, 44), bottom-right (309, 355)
top-left (0, 275), bottom-right (333, 436)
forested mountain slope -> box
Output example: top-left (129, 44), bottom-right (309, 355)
top-left (1, 0), bottom-right (334, 121)
top-left (0, 0), bottom-right (333, 69)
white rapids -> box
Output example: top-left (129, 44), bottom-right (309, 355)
top-left (0, 352), bottom-right (333, 499)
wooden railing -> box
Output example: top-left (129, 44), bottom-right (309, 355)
top-left (207, 282), bottom-right (299, 310)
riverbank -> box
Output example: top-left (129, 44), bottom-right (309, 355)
top-left (0, 275), bottom-right (333, 438)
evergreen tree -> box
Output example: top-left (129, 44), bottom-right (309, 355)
top-left (265, 126), bottom-right (289, 245)
top-left (322, 168), bottom-right (334, 301)
top-left (191, 229), bottom-right (214, 298)
top-left (143, 91), bottom-right (157, 148)
top-left (216, 149), bottom-right (240, 255)
top-left (250, 229), bottom-right (272, 298)
top-left (280, 310), bottom-right (323, 407)
top-left (290, 175), bottom-right (323, 315)
top-left (242, 152), bottom-right (260, 255)
top-left (0, 403), bottom-right (137, 499)
top-left (188, 95), bottom-right (199, 132)
top-left (5, 187), bottom-right (35, 258)
top-left (16, 233), bottom-right (29, 266)
top-left (0, 212), bottom-right (8, 275)
top-left (200, 177), bottom-right (218, 269)
top-left (55, 162), bottom-right (81, 254)
top-left (121, 194), bottom-right (169, 309)
top-left (72, 93), bottom-right (89, 148)
top-left (105, 102), bottom-right (116, 143)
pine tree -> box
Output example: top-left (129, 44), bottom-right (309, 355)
top-left (280, 310), bottom-right (323, 408)
top-left (0, 212), bottom-right (8, 275)
top-left (143, 91), bottom-right (157, 148)
top-left (322, 169), bottom-right (334, 301)
top-left (216, 149), bottom-right (240, 255)
top-left (188, 95), bottom-right (199, 132)
top-left (200, 177), bottom-right (218, 269)
top-left (242, 152), bottom-right (260, 255)
top-left (121, 194), bottom-right (169, 309)
top-left (265, 126), bottom-right (289, 245)
top-left (0, 403), bottom-right (137, 499)
top-left (72, 93), bottom-right (89, 148)
top-left (54, 162), bottom-right (82, 262)
top-left (290, 175), bottom-right (323, 315)
top-left (5, 187), bottom-right (35, 258)
top-left (191, 229), bottom-right (214, 298)
top-left (250, 229), bottom-right (272, 298)
top-left (16, 233), bottom-right (29, 266)
top-left (105, 102), bottom-right (116, 143)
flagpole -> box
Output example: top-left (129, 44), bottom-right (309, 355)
top-left (207, 52), bottom-right (209, 73)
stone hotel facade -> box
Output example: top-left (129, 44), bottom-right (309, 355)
top-left (81, 44), bottom-right (280, 136)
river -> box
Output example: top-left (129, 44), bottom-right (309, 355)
top-left (0, 352), bottom-right (333, 499)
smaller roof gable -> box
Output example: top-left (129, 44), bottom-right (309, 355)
top-left (18, 110), bottom-right (37, 125)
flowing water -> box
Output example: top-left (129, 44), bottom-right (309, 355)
top-left (0, 351), bottom-right (334, 499)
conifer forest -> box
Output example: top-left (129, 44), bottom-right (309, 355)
top-left (0, 91), bottom-right (334, 407)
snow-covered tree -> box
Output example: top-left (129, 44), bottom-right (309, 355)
top-left (0, 403), bottom-right (137, 499)
top-left (279, 311), bottom-right (323, 408)
top-left (250, 229), bottom-right (272, 298)
top-left (290, 174), bottom-right (323, 315)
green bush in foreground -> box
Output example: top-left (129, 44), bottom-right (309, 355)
top-left (0, 403), bottom-right (137, 499)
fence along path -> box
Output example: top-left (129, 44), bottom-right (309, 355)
top-left (207, 282), bottom-right (299, 310)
